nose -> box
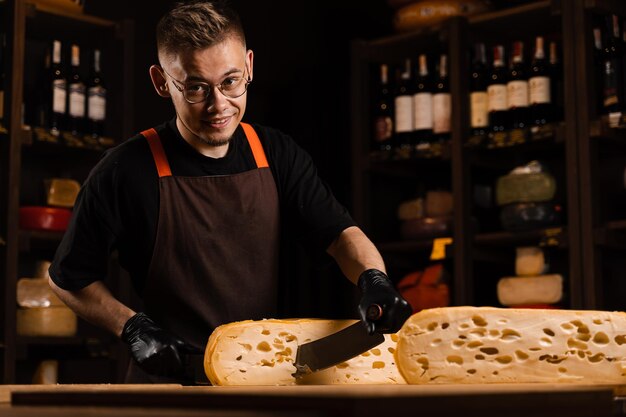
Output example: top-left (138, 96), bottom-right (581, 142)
top-left (205, 86), bottom-right (230, 111)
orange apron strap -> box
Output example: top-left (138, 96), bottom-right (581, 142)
top-left (141, 128), bottom-right (172, 178)
top-left (240, 123), bottom-right (269, 169)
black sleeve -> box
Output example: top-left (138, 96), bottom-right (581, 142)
top-left (260, 125), bottom-right (357, 252)
top-left (49, 154), bottom-right (121, 291)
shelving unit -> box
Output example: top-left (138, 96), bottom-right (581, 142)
top-left (351, 0), bottom-right (626, 312)
top-left (0, 0), bottom-right (134, 383)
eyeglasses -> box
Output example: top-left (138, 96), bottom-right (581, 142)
top-left (160, 65), bottom-right (251, 103)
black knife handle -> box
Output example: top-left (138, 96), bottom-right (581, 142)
top-left (366, 304), bottom-right (383, 321)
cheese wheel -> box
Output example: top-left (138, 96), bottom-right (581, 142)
top-left (393, 0), bottom-right (489, 32)
top-left (396, 306), bottom-right (626, 384)
top-left (515, 246), bottom-right (547, 276)
top-left (17, 306), bottom-right (77, 337)
top-left (497, 274), bottom-right (563, 306)
top-left (204, 319), bottom-right (405, 386)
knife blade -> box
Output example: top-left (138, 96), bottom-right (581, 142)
top-left (292, 320), bottom-right (385, 379)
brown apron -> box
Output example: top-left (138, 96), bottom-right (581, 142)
top-left (125, 123), bottom-right (280, 384)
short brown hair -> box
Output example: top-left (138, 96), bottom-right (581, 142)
top-left (156, 1), bottom-right (246, 58)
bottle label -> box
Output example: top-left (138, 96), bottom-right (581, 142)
top-left (69, 83), bottom-right (86, 118)
top-left (433, 93), bottom-right (451, 134)
top-left (88, 86), bottom-right (107, 121)
top-left (52, 79), bottom-right (67, 114)
top-left (413, 92), bottom-right (433, 130)
top-left (507, 80), bottom-right (529, 108)
top-left (470, 91), bottom-right (488, 128)
top-left (529, 76), bottom-right (551, 104)
top-left (374, 116), bottom-right (393, 142)
top-left (395, 95), bottom-right (413, 133)
top-left (487, 84), bottom-right (507, 111)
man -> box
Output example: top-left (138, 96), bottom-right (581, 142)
top-left (49, 0), bottom-right (411, 384)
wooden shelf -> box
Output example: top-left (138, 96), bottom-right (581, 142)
top-left (16, 336), bottom-right (116, 361)
top-left (25, 1), bottom-right (115, 27)
top-left (21, 127), bottom-right (115, 156)
top-left (468, 1), bottom-right (554, 25)
top-left (474, 227), bottom-right (568, 248)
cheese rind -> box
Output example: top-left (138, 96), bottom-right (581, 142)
top-left (396, 306), bottom-right (626, 384)
top-left (204, 319), bottom-right (404, 386)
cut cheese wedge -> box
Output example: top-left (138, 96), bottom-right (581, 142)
top-left (204, 319), bottom-right (405, 385)
top-left (396, 306), bottom-right (626, 384)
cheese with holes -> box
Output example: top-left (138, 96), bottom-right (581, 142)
top-left (497, 274), bottom-right (563, 306)
top-left (396, 306), bottom-right (626, 384)
top-left (204, 319), bottom-right (405, 385)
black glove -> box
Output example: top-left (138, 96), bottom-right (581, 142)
top-left (121, 312), bottom-right (202, 378)
top-left (357, 269), bottom-right (412, 335)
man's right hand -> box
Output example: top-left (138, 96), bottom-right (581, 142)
top-left (121, 312), bottom-right (201, 377)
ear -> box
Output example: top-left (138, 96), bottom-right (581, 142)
top-left (246, 49), bottom-right (254, 81)
top-left (149, 65), bottom-right (171, 98)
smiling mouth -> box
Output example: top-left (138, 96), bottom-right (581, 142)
top-left (205, 117), bottom-right (231, 128)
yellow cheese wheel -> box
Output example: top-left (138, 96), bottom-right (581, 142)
top-left (393, 0), bottom-right (490, 32)
top-left (205, 319), bottom-right (405, 386)
top-left (17, 306), bottom-right (77, 337)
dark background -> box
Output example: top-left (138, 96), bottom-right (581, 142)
top-left (47, 0), bottom-right (531, 318)
top-left (84, 0), bottom-right (396, 318)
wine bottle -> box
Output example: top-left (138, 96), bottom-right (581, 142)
top-left (394, 58), bottom-right (413, 158)
top-left (469, 42), bottom-right (488, 143)
top-left (49, 40), bottom-right (66, 136)
top-left (602, 15), bottom-right (624, 121)
top-left (528, 36), bottom-right (552, 127)
top-left (487, 45), bottom-right (509, 136)
top-left (432, 54), bottom-right (451, 148)
top-left (413, 53), bottom-right (433, 155)
top-left (593, 20), bottom-right (605, 116)
top-left (549, 41), bottom-right (563, 123)
top-left (87, 49), bottom-right (107, 140)
top-left (67, 44), bottom-right (86, 137)
top-left (507, 41), bottom-right (529, 132)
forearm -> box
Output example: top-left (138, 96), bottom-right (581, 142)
top-left (48, 278), bottom-right (135, 338)
top-left (326, 226), bottom-right (385, 284)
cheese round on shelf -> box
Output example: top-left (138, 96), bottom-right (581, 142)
top-left (515, 246), bottom-right (548, 276)
top-left (16, 306), bottom-right (77, 337)
top-left (204, 319), bottom-right (405, 386)
top-left (497, 274), bottom-right (563, 306)
top-left (396, 306), bottom-right (626, 384)
top-left (495, 171), bottom-right (556, 206)
top-left (392, 0), bottom-right (490, 32)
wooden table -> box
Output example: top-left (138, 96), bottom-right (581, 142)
top-left (3, 383), bottom-right (623, 417)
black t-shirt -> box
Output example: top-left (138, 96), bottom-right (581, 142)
top-left (50, 119), bottom-right (356, 294)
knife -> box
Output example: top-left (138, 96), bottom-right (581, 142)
top-left (292, 305), bottom-right (385, 378)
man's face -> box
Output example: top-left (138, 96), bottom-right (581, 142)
top-left (160, 37), bottom-right (253, 147)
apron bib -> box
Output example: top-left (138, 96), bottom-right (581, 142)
top-left (125, 123), bottom-right (280, 384)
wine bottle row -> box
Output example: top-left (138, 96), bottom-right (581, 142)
top-left (592, 13), bottom-right (626, 127)
top-left (28, 39), bottom-right (108, 146)
top-left (370, 35), bottom-right (564, 160)
top-left (469, 37), bottom-right (562, 148)
top-left (372, 53), bottom-right (452, 160)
